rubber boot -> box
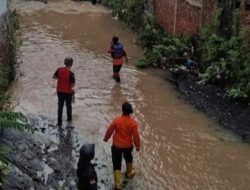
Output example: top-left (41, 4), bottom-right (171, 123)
top-left (126, 163), bottom-right (136, 179)
top-left (114, 170), bottom-right (122, 190)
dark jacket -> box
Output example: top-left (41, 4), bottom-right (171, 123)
top-left (77, 158), bottom-right (97, 190)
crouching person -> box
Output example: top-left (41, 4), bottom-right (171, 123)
top-left (77, 144), bottom-right (97, 190)
top-left (103, 102), bottom-right (140, 190)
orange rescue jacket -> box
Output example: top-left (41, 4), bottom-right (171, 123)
top-left (104, 115), bottom-right (140, 149)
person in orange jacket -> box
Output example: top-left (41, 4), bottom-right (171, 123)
top-left (103, 102), bottom-right (140, 190)
top-left (107, 36), bottom-right (128, 83)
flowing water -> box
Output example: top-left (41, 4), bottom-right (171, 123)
top-left (10, 0), bottom-right (250, 189)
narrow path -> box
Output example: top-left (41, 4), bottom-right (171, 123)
top-left (11, 0), bottom-right (250, 189)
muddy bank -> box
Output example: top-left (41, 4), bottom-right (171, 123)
top-left (0, 115), bottom-right (111, 190)
top-left (174, 78), bottom-right (250, 142)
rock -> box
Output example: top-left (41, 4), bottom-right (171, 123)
top-left (30, 159), bottom-right (43, 171)
top-left (0, 115), bottom-right (78, 189)
top-left (2, 163), bottom-right (35, 190)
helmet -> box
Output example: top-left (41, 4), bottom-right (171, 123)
top-left (122, 102), bottom-right (133, 115)
top-left (80, 144), bottom-right (95, 160)
top-left (64, 57), bottom-right (73, 67)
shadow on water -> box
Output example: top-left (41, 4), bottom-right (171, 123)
top-left (58, 126), bottom-right (73, 149)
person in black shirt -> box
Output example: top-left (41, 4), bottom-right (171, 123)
top-left (77, 144), bottom-right (98, 190)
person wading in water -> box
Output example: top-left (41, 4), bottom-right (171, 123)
top-left (107, 36), bottom-right (128, 83)
top-left (53, 57), bottom-right (75, 126)
top-left (103, 102), bottom-right (140, 190)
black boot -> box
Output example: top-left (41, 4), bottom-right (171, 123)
top-left (115, 76), bottom-right (120, 83)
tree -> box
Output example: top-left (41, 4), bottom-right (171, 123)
top-left (218, 0), bottom-right (236, 39)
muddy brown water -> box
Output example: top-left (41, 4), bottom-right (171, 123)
top-left (10, 0), bottom-right (250, 189)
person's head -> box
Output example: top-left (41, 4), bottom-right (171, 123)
top-left (80, 144), bottom-right (95, 161)
top-left (112, 36), bottom-right (119, 45)
top-left (183, 52), bottom-right (189, 58)
top-left (64, 57), bottom-right (73, 68)
top-left (122, 102), bottom-right (133, 115)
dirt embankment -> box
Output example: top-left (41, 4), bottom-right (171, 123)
top-left (174, 78), bottom-right (250, 142)
top-left (0, 115), bottom-right (110, 190)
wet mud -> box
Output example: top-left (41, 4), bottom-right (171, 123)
top-left (1, 115), bottom-right (79, 190)
top-left (5, 0), bottom-right (250, 190)
top-left (0, 115), bottom-right (112, 190)
top-left (176, 78), bottom-right (250, 142)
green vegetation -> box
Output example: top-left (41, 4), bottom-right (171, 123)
top-left (197, 7), bottom-right (250, 101)
top-left (0, 112), bottom-right (32, 189)
top-left (0, 10), bottom-right (21, 109)
top-left (106, 0), bottom-right (250, 102)
top-left (0, 148), bottom-right (8, 189)
top-left (137, 17), bottom-right (191, 68)
top-left (106, 0), bottom-right (191, 68)
top-left (0, 112), bottom-right (32, 132)
top-left (106, 0), bottom-right (145, 30)
top-left (0, 10), bottom-right (25, 188)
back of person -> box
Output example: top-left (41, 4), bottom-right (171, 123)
top-left (77, 161), bottom-right (97, 190)
top-left (112, 115), bottom-right (137, 148)
top-left (107, 36), bottom-right (128, 83)
top-left (103, 102), bottom-right (140, 190)
top-left (56, 67), bottom-right (73, 94)
top-left (111, 43), bottom-right (124, 59)
top-left (53, 57), bottom-right (75, 126)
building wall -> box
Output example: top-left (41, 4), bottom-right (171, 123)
top-left (175, 0), bottom-right (202, 35)
top-left (155, 0), bottom-right (176, 34)
top-left (153, 0), bottom-right (216, 36)
top-left (242, 0), bottom-right (250, 25)
top-left (0, 0), bottom-right (8, 16)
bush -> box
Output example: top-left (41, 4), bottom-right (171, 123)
top-left (106, 0), bottom-right (145, 30)
top-left (106, 0), bottom-right (250, 102)
top-left (198, 8), bottom-right (250, 101)
top-left (136, 17), bottom-right (191, 68)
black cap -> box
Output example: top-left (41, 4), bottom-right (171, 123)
top-left (122, 102), bottom-right (133, 115)
top-left (80, 144), bottom-right (95, 160)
